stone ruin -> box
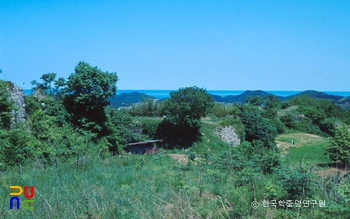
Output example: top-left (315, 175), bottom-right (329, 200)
top-left (215, 125), bottom-right (240, 146)
top-left (8, 83), bottom-right (27, 123)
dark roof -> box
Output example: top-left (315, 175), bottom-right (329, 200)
top-left (127, 140), bottom-right (163, 146)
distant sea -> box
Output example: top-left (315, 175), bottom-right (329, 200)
top-left (23, 89), bottom-right (350, 99)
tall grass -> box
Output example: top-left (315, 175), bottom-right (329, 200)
top-left (1, 154), bottom-right (229, 219)
top-left (1, 128), bottom-right (346, 218)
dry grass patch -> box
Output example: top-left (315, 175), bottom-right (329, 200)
top-left (317, 168), bottom-right (350, 179)
top-left (168, 154), bottom-right (189, 165)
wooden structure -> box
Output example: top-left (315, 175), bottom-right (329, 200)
top-left (126, 140), bottom-right (163, 154)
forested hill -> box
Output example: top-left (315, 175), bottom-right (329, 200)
top-left (109, 92), bottom-right (154, 108)
top-left (211, 90), bottom-right (350, 109)
top-left (210, 90), bottom-right (284, 103)
top-left (284, 90), bottom-right (343, 102)
top-left (284, 90), bottom-right (350, 109)
top-left (109, 90), bottom-right (350, 108)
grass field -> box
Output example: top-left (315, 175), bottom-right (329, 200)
top-left (276, 132), bottom-right (331, 168)
top-left (2, 124), bottom-right (348, 218)
top-left (1, 154), bottom-right (225, 219)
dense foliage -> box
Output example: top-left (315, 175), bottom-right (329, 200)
top-left (325, 124), bottom-right (350, 169)
top-left (1, 64), bottom-right (349, 218)
top-left (163, 86), bottom-right (214, 130)
top-left (157, 86), bottom-right (214, 147)
top-left (64, 61), bottom-right (118, 133)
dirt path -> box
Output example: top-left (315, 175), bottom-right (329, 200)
top-left (168, 154), bottom-right (188, 165)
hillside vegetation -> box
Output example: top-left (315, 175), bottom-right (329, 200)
top-left (1, 63), bottom-right (350, 218)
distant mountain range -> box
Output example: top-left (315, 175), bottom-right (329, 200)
top-left (210, 90), bottom-right (284, 103)
top-left (109, 90), bottom-right (350, 109)
top-left (109, 92), bottom-right (154, 108)
top-left (284, 90), bottom-right (350, 109)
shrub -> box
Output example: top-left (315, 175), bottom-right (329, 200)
top-left (211, 103), bottom-right (236, 117)
top-left (324, 124), bottom-right (350, 168)
top-left (274, 166), bottom-right (316, 200)
top-left (141, 119), bottom-right (161, 138)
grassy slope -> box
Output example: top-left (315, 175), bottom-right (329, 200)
top-left (276, 132), bottom-right (331, 168)
top-left (1, 118), bottom-right (341, 218)
top-left (2, 154), bottom-right (222, 219)
top-left (1, 120), bottom-right (230, 219)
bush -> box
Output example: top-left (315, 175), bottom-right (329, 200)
top-left (129, 98), bottom-right (165, 116)
top-left (239, 106), bottom-right (277, 147)
top-left (141, 119), bottom-right (161, 138)
top-left (280, 114), bottom-right (297, 129)
top-left (104, 107), bottom-right (145, 153)
top-left (211, 103), bottom-right (236, 117)
top-left (0, 125), bottom-right (37, 167)
top-left (319, 119), bottom-right (335, 136)
top-left (163, 86), bottom-right (213, 130)
top-left (160, 86), bottom-right (213, 146)
top-left (217, 140), bottom-right (280, 175)
top-left (324, 124), bottom-right (350, 168)
top-left (274, 166), bottom-right (316, 200)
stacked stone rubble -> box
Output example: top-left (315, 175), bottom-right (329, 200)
top-left (9, 83), bottom-right (26, 123)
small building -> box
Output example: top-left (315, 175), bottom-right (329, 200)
top-left (126, 140), bottom-right (163, 154)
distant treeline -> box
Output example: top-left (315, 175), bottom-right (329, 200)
top-left (110, 89), bottom-right (350, 109)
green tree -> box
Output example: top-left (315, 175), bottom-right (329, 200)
top-left (0, 125), bottom-right (37, 167)
top-left (280, 114), bottom-right (297, 129)
top-left (325, 124), bottom-right (350, 169)
top-left (239, 106), bottom-right (277, 147)
top-left (31, 73), bottom-right (66, 97)
top-left (263, 94), bottom-right (280, 119)
top-left (158, 86), bottom-right (213, 146)
top-left (163, 86), bottom-right (213, 130)
top-left (28, 72), bottom-right (69, 126)
top-left (104, 107), bottom-right (144, 154)
top-left (64, 62), bottom-right (118, 133)
top-left (275, 166), bottom-right (316, 200)
top-left (246, 95), bottom-right (263, 106)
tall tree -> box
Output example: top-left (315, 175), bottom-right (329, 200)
top-left (159, 86), bottom-right (213, 145)
top-left (239, 106), bottom-right (278, 147)
top-left (325, 124), bottom-right (350, 169)
top-left (64, 62), bottom-right (118, 133)
top-left (31, 73), bottom-right (66, 96)
top-left (263, 94), bottom-right (280, 119)
top-left (163, 86), bottom-right (213, 130)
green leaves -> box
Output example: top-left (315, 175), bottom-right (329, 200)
top-left (239, 106), bottom-right (278, 147)
top-left (164, 86), bottom-right (213, 130)
top-left (64, 62), bottom-right (118, 133)
top-left (337, 181), bottom-right (350, 203)
top-left (158, 86), bottom-right (213, 147)
top-left (325, 124), bottom-right (350, 167)
top-left (274, 166), bottom-right (316, 200)
top-left (0, 126), bottom-right (37, 166)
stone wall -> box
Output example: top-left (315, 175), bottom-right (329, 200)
top-left (215, 125), bottom-right (240, 146)
top-left (9, 83), bottom-right (26, 123)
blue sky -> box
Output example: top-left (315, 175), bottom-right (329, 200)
top-left (1, 0), bottom-right (349, 90)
